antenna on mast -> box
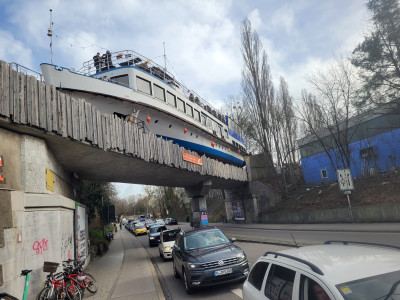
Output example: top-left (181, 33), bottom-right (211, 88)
top-left (47, 9), bottom-right (54, 64)
top-left (163, 42), bottom-right (166, 80)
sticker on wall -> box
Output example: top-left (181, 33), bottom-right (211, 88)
top-left (0, 155), bottom-right (5, 184)
top-left (46, 168), bottom-right (54, 191)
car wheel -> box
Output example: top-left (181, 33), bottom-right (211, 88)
top-left (159, 251), bottom-right (163, 258)
top-left (183, 269), bottom-right (193, 295)
top-left (173, 259), bottom-right (180, 278)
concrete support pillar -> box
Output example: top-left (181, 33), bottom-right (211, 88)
top-left (185, 180), bottom-right (212, 228)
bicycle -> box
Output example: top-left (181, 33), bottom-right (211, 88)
top-left (62, 259), bottom-right (98, 295)
top-left (37, 262), bottom-right (82, 300)
top-left (0, 269), bottom-right (32, 300)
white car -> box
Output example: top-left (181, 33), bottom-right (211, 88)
top-left (243, 241), bottom-right (400, 300)
top-left (158, 228), bottom-right (181, 261)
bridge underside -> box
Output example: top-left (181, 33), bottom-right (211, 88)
top-left (0, 120), bottom-right (246, 189)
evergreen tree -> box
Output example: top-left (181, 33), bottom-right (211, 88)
top-left (352, 0), bottom-right (400, 105)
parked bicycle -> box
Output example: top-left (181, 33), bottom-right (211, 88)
top-left (37, 262), bottom-right (82, 300)
top-left (62, 259), bottom-right (98, 296)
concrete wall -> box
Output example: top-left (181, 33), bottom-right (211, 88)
top-left (259, 203), bottom-right (400, 223)
top-left (0, 130), bottom-right (84, 299)
top-left (0, 191), bottom-right (78, 299)
top-left (0, 127), bottom-right (22, 190)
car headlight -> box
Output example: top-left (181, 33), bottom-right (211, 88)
top-left (188, 263), bottom-right (202, 269)
top-left (150, 236), bottom-right (155, 240)
top-left (236, 253), bottom-right (247, 263)
top-left (164, 246), bottom-right (171, 251)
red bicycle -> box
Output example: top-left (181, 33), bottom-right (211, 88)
top-left (62, 259), bottom-right (98, 296)
top-left (37, 262), bottom-right (82, 300)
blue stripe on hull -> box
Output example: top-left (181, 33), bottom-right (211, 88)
top-left (157, 135), bottom-right (245, 166)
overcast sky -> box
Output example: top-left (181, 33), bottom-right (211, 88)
top-left (0, 0), bottom-right (371, 198)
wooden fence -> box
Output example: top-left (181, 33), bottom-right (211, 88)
top-left (0, 60), bottom-right (247, 182)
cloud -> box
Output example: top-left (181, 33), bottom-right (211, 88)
top-left (0, 29), bottom-right (33, 68)
top-left (113, 183), bottom-right (144, 199)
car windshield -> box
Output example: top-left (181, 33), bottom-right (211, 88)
top-left (135, 225), bottom-right (145, 229)
top-left (150, 226), bottom-right (166, 233)
top-left (163, 230), bottom-right (180, 242)
top-left (184, 230), bottom-right (229, 250)
top-left (336, 270), bottom-right (400, 300)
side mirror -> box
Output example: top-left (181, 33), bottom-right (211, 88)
top-left (174, 246), bottom-right (181, 252)
top-left (230, 237), bottom-right (236, 243)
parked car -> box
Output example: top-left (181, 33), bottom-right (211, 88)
top-left (159, 228), bottom-right (181, 261)
top-left (243, 241), bottom-right (400, 300)
top-left (145, 221), bottom-right (155, 230)
top-left (156, 219), bottom-right (165, 226)
top-left (134, 223), bottom-right (147, 236)
top-left (172, 227), bottom-right (249, 294)
top-left (148, 225), bottom-right (167, 247)
top-left (166, 217), bottom-right (178, 225)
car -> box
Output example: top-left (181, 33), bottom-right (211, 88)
top-left (166, 217), bottom-right (178, 225)
top-left (133, 223), bottom-right (147, 236)
top-left (243, 241), bottom-right (400, 300)
top-left (168, 217), bottom-right (178, 225)
top-left (172, 227), bottom-right (249, 294)
top-left (159, 228), bottom-right (181, 261)
top-left (156, 219), bottom-right (165, 226)
top-left (148, 225), bottom-right (167, 247)
top-left (145, 221), bottom-right (155, 230)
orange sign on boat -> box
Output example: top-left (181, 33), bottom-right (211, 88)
top-left (182, 152), bottom-right (202, 166)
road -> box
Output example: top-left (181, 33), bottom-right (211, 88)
top-left (123, 222), bottom-right (400, 299)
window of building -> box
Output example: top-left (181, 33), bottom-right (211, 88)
top-left (110, 74), bottom-right (129, 86)
top-left (137, 77), bottom-right (152, 95)
top-left (186, 103), bottom-right (193, 117)
top-left (154, 84), bottom-right (165, 101)
top-left (177, 98), bottom-right (185, 112)
top-left (167, 92), bottom-right (176, 107)
top-left (194, 109), bottom-right (200, 122)
top-left (321, 169), bottom-right (328, 179)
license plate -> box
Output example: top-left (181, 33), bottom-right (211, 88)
top-left (214, 268), bottom-right (232, 276)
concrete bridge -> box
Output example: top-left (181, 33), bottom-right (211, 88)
top-left (0, 60), bottom-right (279, 298)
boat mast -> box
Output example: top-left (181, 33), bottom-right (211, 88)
top-left (47, 9), bottom-right (54, 64)
top-left (163, 42), bottom-right (166, 81)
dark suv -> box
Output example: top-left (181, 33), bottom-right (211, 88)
top-left (172, 227), bottom-right (249, 294)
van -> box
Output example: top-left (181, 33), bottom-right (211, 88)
top-left (139, 215), bottom-right (146, 222)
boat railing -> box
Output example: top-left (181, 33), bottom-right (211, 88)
top-left (81, 50), bottom-right (226, 124)
top-left (11, 62), bottom-right (43, 82)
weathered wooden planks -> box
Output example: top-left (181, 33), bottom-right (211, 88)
top-left (0, 60), bottom-right (247, 182)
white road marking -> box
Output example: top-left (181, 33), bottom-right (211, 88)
top-left (231, 288), bottom-right (243, 299)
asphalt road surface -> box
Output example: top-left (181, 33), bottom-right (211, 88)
top-left (124, 222), bottom-right (400, 299)
top-left (128, 223), bottom-right (290, 300)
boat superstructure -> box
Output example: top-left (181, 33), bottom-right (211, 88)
top-left (40, 50), bottom-right (247, 166)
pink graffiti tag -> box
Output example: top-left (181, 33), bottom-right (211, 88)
top-left (32, 239), bottom-right (48, 254)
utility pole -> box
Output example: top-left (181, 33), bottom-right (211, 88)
top-left (47, 9), bottom-right (54, 64)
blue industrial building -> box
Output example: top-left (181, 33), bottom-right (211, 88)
top-left (298, 102), bottom-right (400, 185)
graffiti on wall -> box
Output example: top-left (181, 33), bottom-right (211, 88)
top-left (0, 155), bottom-right (6, 183)
top-left (33, 238), bottom-right (48, 254)
top-left (61, 232), bottom-right (74, 260)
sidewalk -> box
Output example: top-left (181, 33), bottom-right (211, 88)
top-left (84, 229), bottom-right (164, 300)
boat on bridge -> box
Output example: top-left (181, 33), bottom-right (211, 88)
top-left (40, 50), bottom-right (247, 166)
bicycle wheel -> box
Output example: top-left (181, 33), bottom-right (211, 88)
top-left (37, 286), bottom-right (54, 300)
top-left (83, 273), bottom-right (98, 293)
top-left (65, 282), bottom-right (82, 300)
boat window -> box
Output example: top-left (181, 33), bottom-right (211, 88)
top-left (218, 126), bottom-right (223, 137)
top-left (206, 117), bottom-right (212, 130)
top-left (110, 74), bottom-right (129, 86)
top-left (225, 129), bottom-right (229, 139)
top-left (194, 109), bottom-right (200, 122)
top-left (177, 98), bottom-right (185, 112)
top-left (167, 92), bottom-right (176, 107)
top-left (201, 113), bottom-right (207, 126)
top-left (186, 103), bottom-right (193, 117)
top-left (154, 84), bottom-right (165, 102)
top-left (137, 76), bottom-right (152, 95)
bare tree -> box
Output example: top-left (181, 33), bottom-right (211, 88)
top-left (240, 18), bottom-right (275, 169)
top-left (298, 56), bottom-right (360, 171)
